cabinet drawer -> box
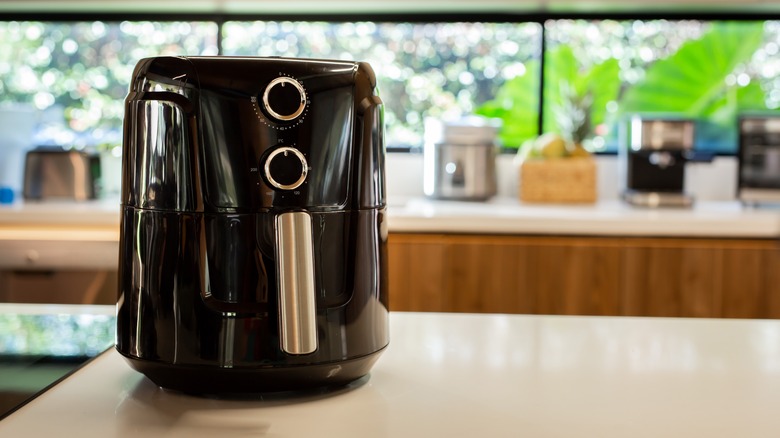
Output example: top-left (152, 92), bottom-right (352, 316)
top-left (0, 239), bottom-right (118, 269)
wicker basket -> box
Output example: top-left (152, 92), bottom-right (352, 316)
top-left (519, 158), bottom-right (597, 203)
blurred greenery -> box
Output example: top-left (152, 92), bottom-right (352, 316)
top-left (620, 21), bottom-right (768, 124)
top-left (1, 19), bottom-right (779, 154)
top-left (0, 21), bottom-right (217, 146)
top-left (222, 21), bottom-right (541, 148)
top-left (543, 45), bottom-right (620, 144)
top-left (478, 43), bottom-right (621, 149)
top-left (474, 60), bottom-right (539, 148)
top-left (0, 314), bottom-right (114, 357)
top-left (485, 20), bottom-right (780, 152)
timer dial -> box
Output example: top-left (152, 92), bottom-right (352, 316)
top-left (264, 147), bottom-right (308, 190)
top-left (262, 77), bottom-right (306, 122)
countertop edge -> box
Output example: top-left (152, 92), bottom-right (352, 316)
top-left (2, 198), bottom-right (780, 239)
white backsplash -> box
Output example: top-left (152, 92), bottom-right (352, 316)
top-left (386, 152), bottom-right (739, 205)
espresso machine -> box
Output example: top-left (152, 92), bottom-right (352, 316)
top-left (620, 116), bottom-right (696, 207)
top-left (116, 56), bottom-right (389, 393)
top-left (737, 115), bottom-right (780, 205)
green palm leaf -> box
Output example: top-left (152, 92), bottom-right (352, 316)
top-left (619, 21), bottom-right (766, 119)
top-left (475, 60), bottom-right (540, 148)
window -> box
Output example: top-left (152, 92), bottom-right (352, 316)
top-left (221, 20), bottom-right (542, 150)
top-left (542, 19), bottom-right (780, 153)
top-left (0, 20), bottom-right (218, 148)
top-left (1, 14), bottom-right (779, 201)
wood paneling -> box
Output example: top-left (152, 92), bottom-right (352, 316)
top-left (621, 241), bottom-right (722, 317)
top-left (388, 233), bottom-right (780, 319)
top-left (719, 240), bottom-right (780, 319)
top-left (448, 237), bottom-right (526, 313)
top-left (387, 234), bottom-right (449, 312)
top-left (388, 234), bottom-right (622, 316)
top-left (522, 239), bottom-right (622, 316)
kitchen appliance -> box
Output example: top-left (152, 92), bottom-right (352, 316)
top-left (423, 116), bottom-right (499, 201)
top-left (620, 117), bottom-right (696, 207)
top-left (22, 147), bottom-right (99, 201)
top-left (116, 56), bottom-right (389, 393)
top-left (737, 115), bottom-right (780, 205)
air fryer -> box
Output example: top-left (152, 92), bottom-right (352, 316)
top-left (115, 56), bottom-right (389, 393)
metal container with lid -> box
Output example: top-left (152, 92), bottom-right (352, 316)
top-left (423, 116), bottom-right (500, 201)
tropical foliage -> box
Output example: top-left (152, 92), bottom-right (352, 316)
top-left (222, 21), bottom-right (541, 148)
top-left (473, 61), bottom-right (540, 148)
top-left (480, 20), bottom-right (780, 151)
top-left (619, 22), bottom-right (766, 119)
top-left (1, 19), bottom-right (778, 152)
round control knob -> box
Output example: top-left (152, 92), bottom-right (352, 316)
top-left (264, 147), bottom-right (308, 190)
top-left (262, 77), bottom-right (306, 122)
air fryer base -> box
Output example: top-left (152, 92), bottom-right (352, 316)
top-left (117, 346), bottom-right (386, 394)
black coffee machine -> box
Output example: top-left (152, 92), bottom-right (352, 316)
top-left (620, 116), bottom-right (696, 207)
top-left (116, 56), bottom-right (389, 393)
top-left (737, 114), bottom-right (780, 205)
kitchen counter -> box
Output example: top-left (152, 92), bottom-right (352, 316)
top-left (3, 197), bottom-right (780, 237)
top-left (2, 308), bottom-right (780, 437)
top-left (390, 197), bottom-right (780, 237)
top-left (3, 197), bottom-right (780, 269)
top-left (0, 198), bottom-right (121, 226)
top-left (0, 200), bottom-right (120, 269)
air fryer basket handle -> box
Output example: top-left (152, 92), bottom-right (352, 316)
top-left (275, 211), bottom-right (318, 355)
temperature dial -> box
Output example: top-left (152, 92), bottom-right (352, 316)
top-left (262, 77), bottom-right (306, 122)
top-left (264, 147), bottom-right (308, 190)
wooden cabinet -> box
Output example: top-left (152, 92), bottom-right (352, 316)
top-left (388, 233), bottom-right (780, 319)
top-left (621, 238), bottom-right (780, 318)
top-left (388, 234), bottom-right (623, 315)
top-left (621, 239), bottom-right (723, 318)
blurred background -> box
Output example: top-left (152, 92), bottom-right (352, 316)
top-left (1, 12), bottom-right (779, 196)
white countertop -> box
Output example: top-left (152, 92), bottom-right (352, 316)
top-left (389, 197), bottom-right (780, 237)
top-left (2, 311), bottom-right (780, 437)
top-left (0, 198), bottom-right (121, 226)
top-left (0, 200), bottom-right (120, 269)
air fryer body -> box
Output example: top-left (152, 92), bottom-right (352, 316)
top-left (116, 56), bottom-right (388, 393)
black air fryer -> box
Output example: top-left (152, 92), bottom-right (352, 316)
top-left (116, 56), bottom-right (389, 393)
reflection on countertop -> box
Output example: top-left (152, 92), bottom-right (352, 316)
top-left (3, 310), bottom-right (780, 437)
top-left (0, 303), bottom-right (115, 420)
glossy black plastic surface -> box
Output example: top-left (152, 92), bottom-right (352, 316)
top-left (117, 56), bottom-right (388, 393)
top-left (626, 151), bottom-right (686, 192)
top-left (121, 56), bottom-right (386, 212)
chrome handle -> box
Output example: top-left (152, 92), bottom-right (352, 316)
top-left (275, 211), bottom-right (317, 355)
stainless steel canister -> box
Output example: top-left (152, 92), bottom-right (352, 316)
top-left (423, 116), bottom-right (500, 201)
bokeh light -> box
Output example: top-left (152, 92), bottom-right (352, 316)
top-left (0, 21), bottom-right (218, 148)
